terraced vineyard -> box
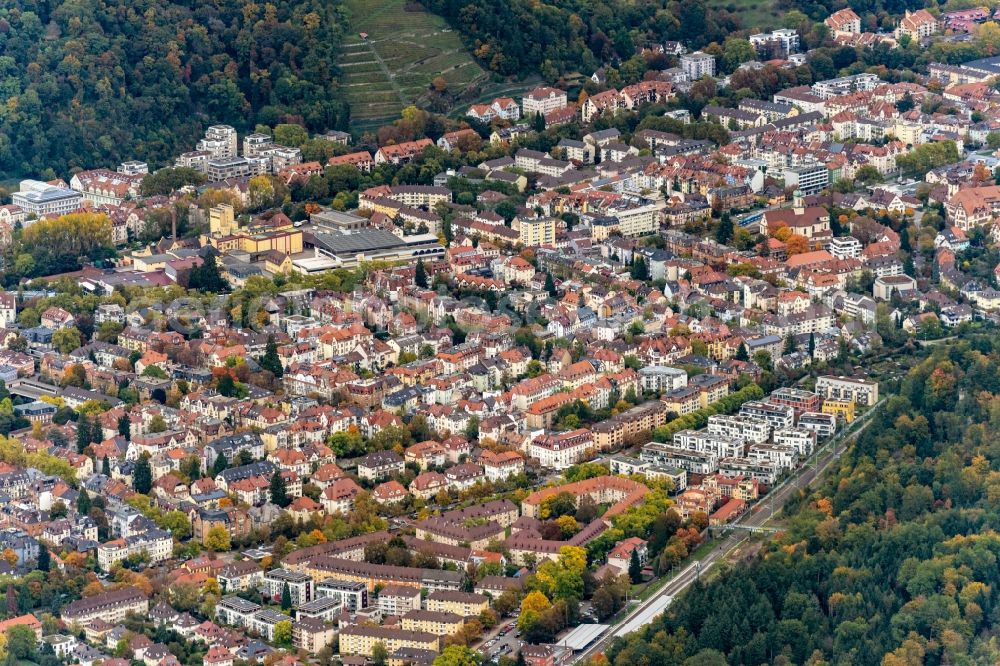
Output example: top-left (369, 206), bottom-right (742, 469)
top-left (340, 0), bottom-right (490, 132)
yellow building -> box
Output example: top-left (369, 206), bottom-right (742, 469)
top-left (425, 591), bottom-right (489, 618)
top-left (400, 610), bottom-right (464, 637)
top-left (210, 204), bottom-right (237, 236)
top-left (204, 229), bottom-right (303, 255)
top-left (519, 217), bottom-right (556, 247)
top-left (264, 251), bottom-right (293, 275)
top-left (821, 399), bottom-right (855, 423)
top-left (338, 626), bottom-right (440, 656)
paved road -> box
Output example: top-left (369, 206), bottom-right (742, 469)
top-left (570, 401), bottom-right (884, 664)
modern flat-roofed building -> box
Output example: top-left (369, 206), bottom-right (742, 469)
top-left (815, 375), bottom-right (879, 406)
top-left (315, 579), bottom-right (367, 611)
top-left (12, 180), bottom-right (83, 219)
top-left (378, 585), bottom-right (422, 616)
top-left (207, 156), bottom-right (251, 181)
top-left (295, 596), bottom-right (343, 623)
top-left (739, 400), bottom-right (795, 430)
top-left (707, 415), bottom-right (771, 444)
top-left (798, 411), bottom-right (837, 437)
top-left (263, 568), bottom-right (313, 608)
top-left (680, 51), bottom-right (716, 79)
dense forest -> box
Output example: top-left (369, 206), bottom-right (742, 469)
top-left (604, 336), bottom-right (1000, 665)
top-left (0, 0), bottom-right (349, 177)
top-left (422, 0), bottom-right (740, 77)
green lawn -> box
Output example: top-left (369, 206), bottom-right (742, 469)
top-left (712, 0), bottom-right (783, 31)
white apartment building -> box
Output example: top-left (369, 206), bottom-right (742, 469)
top-left (175, 150), bottom-right (212, 172)
top-left (718, 457), bottom-right (779, 484)
top-left (522, 87), bottom-right (568, 116)
top-left (243, 133), bottom-right (274, 157)
top-left (118, 161), bottom-right (148, 175)
top-left (706, 415), bottom-right (771, 444)
top-left (773, 427), bottom-right (817, 457)
top-left (640, 442), bottom-right (718, 475)
top-left (527, 431), bottom-right (592, 470)
top-left (672, 430), bottom-right (746, 459)
top-left (783, 162), bottom-right (829, 195)
top-left (377, 586), bottom-right (422, 616)
top-left (828, 236), bottom-right (862, 259)
top-left (639, 366), bottom-right (688, 393)
top-left (263, 569), bottom-right (313, 608)
top-left (680, 52), bottom-right (716, 80)
top-left (96, 529), bottom-right (173, 570)
top-left (815, 376), bottom-right (879, 406)
top-left (747, 443), bottom-right (797, 470)
top-left (798, 412), bottom-right (837, 438)
top-left (198, 124), bottom-right (238, 158)
top-left (611, 203), bottom-right (662, 237)
top-left (811, 73), bottom-right (880, 99)
top-left (207, 156), bottom-right (251, 181)
top-left (12, 180), bottom-right (83, 219)
top-left (749, 28), bottom-right (800, 54)
top-left (739, 401), bottom-right (795, 430)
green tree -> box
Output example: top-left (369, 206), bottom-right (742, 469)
top-left (188, 253), bottom-right (229, 293)
top-left (415, 259), bottom-right (429, 288)
top-left (629, 548), bottom-right (642, 583)
top-left (158, 511), bottom-right (192, 540)
top-left (133, 454), bottom-right (152, 494)
top-left (52, 327), bottom-right (83, 354)
top-left (280, 582), bottom-right (292, 610)
top-left (783, 334), bottom-right (796, 355)
top-left (213, 452), bottom-right (229, 476)
top-left (274, 124), bottom-right (310, 147)
top-left (118, 413), bottom-right (132, 442)
top-left (432, 645), bottom-right (481, 666)
top-left (372, 642), bottom-right (389, 666)
top-left (36, 546), bottom-right (50, 572)
top-left (273, 619), bottom-right (293, 646)
top-left (259, 335), bottom-right (284, 378)
top-left (545, 272), bottom-right (558, 297)
top-left (716, 212), bottom-right (734, 245)
top-left (148, 415), bottom-right (167, 433)
top-left (141, 168), bottom-right (207, 196)
top-left (102, 456), bottom-right (111, 476)
top-left (205, 525), bottom-right (231, 551)
top-left (76, 489), bottom-right (91, 516)
top-left (76, 416), bottom-right (91, 453)
top-left (5, 625), bottom-right (37, 660)
top-left (270, 470), bottom-right (290, 507)
top-left (630, 257), bottom-right (649, 280)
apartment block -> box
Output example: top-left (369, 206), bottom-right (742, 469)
top-left (815, 376), bottom-right (879, 406)
top-left (706, 415), bottom-right (771, 444)
top-left (338, 626), bottom-right (441, 657)
top-left (739, 401), bottom-right (795, 430)
top-left (61, 588), bottom-right (149, 626)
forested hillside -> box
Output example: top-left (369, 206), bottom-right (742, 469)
top-left (0, 0), bottom-right (349, 177)
top-left (422, 0), bottom-right (739, 77)
top-left (606, 337), bottom-right (1000, 665)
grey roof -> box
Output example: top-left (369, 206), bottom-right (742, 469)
top-left (309, 229), bottom-right (406, 254)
